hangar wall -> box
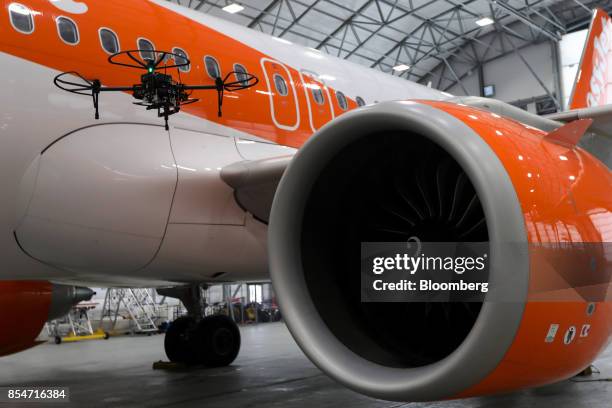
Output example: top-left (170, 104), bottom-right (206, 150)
top-left (446, 41), bottom-right (557, 113)
top-left (445, 28), bottom-right (589, 113)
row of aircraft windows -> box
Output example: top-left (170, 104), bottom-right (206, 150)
top-left (8, 2), bottom-right (365, 110)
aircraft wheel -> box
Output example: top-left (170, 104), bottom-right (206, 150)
top-left (196, 315), bottom-right (241, 367)
top-left (164, 316), bottom-right (198, 364)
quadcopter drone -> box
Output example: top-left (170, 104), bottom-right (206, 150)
top-left (54, 49), bottom-right (259, 130)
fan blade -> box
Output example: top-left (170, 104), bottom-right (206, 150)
top-left (458, 217), bottom-right (486, 239)
top-left (448, 172), bottom-right (466, 222)
top-left (455, 194), bottom-right (479, 229)
top-left (395, 179), bottom-right (426, 221)
top-left (379, 204), bottom-right (417, 226)
top-left (415, 171), bottom-right (434, 218)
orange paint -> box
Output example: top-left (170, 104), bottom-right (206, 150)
top-left (421, 101), bottom-right (612, 396)
top-left (0, 0), bottom-right (610, 397)
top-left (0, 0), bottom-right (359, 149)
top-left (0, 281), bottom-right (52, 356)
top-left (570, 9), bottom-right (610, 109)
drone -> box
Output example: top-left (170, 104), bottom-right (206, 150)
top-left (53, 49), bottom-right (258, 130)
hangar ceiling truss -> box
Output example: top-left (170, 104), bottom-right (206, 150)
top-left (168, 0), bottom-right (612, 100)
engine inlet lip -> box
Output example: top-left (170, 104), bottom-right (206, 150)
top-left (268, 100), bottom-right (529, 401)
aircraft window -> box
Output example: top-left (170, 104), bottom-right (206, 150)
top-left (205, 56), bottom-right (221, 79)
top-left (274, 74), bottom-right (288, 96)
top-left (356, 96), bottom-right (366, 106)
top-left (311, 86), bottom-right (324, 105)
top-left (8, 3), bottom-right (34, 34)
top-left (57, 16), bottom-right (79, 45)
top-left (336, 91), bottom-right (347, 110)
top-left (99, 28), bottom-right (119, 54)
top-left (172, 47), bottom-right (190, 72)
top-left (138, 38), bottom-right (155, 62)
top-left (233, 64), bottom-right (249, 86)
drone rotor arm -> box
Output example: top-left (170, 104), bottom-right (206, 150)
top-left (181, 84), bottom-right (218, 91)
top-left (98, 86), bottom-right (137, 92)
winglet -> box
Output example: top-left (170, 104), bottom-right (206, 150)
top-left (544, 119), bottom-right (593, 147)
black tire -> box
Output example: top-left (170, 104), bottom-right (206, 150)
top-left (196, 315), bottom-right (241, 367)
top-left (103, 332), bottom-right (110, 340)
top-left (164, 316), bottom-right (198, 364)
top-left (54, 336), bottom-right (62, 345)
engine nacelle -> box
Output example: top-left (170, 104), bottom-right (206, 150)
top-left (0, 281), bottom-right (94, 356)
top-left (268, 100), bottom-right (612, 401)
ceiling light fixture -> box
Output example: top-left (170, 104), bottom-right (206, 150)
top-left (392, 64), bottom-right (411, 72)
top-left (222, 3), bottom-right (244, 14)
top-left (475, 16), bottom-right (494, 27)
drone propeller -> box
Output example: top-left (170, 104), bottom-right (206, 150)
top-left (53, 49), bottom-right (258, 130)
top-left (183, 71), bottom-right (259, 117)
top-left (54, 71), bottom-right (108, 119)
top-left (108, 50), bottom-right (190, 72)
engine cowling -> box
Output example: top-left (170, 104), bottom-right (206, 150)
top-left (268, 100), bottom-right (612, 401)
top-left (0, 281), bottom-right (95, 356)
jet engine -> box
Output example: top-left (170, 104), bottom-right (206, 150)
top-left (268, 100), bottom-right (612, 401)
top-left (0, 281), bottom-right (95, 356)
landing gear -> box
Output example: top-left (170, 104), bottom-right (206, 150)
top-left (158, 285), bottom-right (241, 367)
top-left (163, 315), bottom-right (198, 364)
top-left (196, 315), bottom-right (240, 366)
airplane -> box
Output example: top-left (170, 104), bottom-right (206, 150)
top-left (0, 0), bottom-right (610, 402)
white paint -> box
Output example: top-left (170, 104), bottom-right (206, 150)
top-left (48, 0), bottom-right (88, 15)
top-left (564, 326), bottom-right (577, 345)
top-left (167, 128), bottom-right (245, 225)
top-left (235, 138), bottom-right (296, 161)
top-left (580, 324), bottom-right (591, 338)
top-left (15, 124), bottom-right (177, 274)
top-left (545, 324), bottom-right (559, 343)
top-left (0, 50), bottom-right (266, 285)
top-left (560, 29), bottom-right (589, 109)
top-left (260, 58), bottom-right (301, 131)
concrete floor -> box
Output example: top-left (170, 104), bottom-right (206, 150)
top-left (0, 322), bottom-right (610, 407)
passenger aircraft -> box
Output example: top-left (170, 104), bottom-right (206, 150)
top-left (0, 0), bottom-right (611, 402)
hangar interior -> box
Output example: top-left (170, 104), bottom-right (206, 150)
top-left (172, 0), bottom-right (612, 111)
top-left (1, 0), bottom-right (611, 407)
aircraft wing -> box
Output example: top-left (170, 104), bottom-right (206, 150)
top-left (220, 156), bottom-right (292, 223)
top-left (546, 105), bottom-right (612, 134)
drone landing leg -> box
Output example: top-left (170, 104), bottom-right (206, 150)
top-left (92, 92), bottom-right (100, 120)
top-left (215, 77), bottom-right (224, 117)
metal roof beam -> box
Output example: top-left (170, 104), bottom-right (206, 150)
top-left (490, 0), bottom-right (562, 41)
top-left (248, 0), bottom-right (282, 28)
top-left (313, 0), bottom-right (376, 49)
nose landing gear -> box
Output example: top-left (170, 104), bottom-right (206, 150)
top-left (158, 285), bottom-right (240, 366)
